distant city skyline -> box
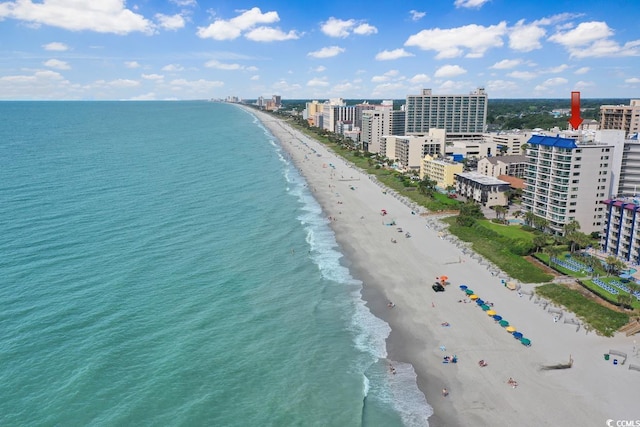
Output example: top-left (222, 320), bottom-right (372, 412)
top-left (0, 0), bottom-right (639, 100)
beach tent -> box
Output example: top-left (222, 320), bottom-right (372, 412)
top-left (499, 320), bottom-right (509, 327)
top-left (506, 282), bottom-right (517, 290)
top-left (487, 310), bottom-right (497, 316)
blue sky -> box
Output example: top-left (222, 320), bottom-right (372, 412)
top-left (0, 0), bottom-right (639, 100)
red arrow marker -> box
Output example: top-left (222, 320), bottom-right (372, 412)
top-left (569, 91), bottom-right (583, 130)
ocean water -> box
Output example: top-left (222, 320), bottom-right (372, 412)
top-left (0, 101), bottom-right (431, 426)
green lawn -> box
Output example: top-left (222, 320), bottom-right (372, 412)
top-left (477, 221), bottom-right (534, 242)
top-left (444, 218), bottom-right (553, 283)
top-left (535, 284), bottom-right (629, 336)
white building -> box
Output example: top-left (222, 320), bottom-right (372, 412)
top-left (477, 155), bottom-right (528, 178)
top-left (522, 134), bottom-right (614, 235)
top-left (381, 132), bottom-right (445, 171)
top-left (483, 131), bottom-right (530, 155)
top-left (455, 172), bottom-right (510, 208)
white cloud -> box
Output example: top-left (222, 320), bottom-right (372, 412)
top-left (196, 7), bottom-right (282, 40)
top-left (321, 17), bottom-right (354, 38)
top-left (313, 66), bottom-right (327, 72)
top-left (250, 75), bottom-right (260, 81)
top-left (142, 74), bottom-right (164, 81)
top-left (43, 59), bottom-right (70, 70)
top-left (405, 22), bottom-right (507, 59)
top-left (534, 77), bottom-right (568, 92)
top-left (625, 77), bottom-right (640, 84)
top-left (125, 61), bottom-right (141, 69)
top-left (434, 64), bottom-right (467, 78)
top-left (574, 67), bottom-right (590, 75)
top-left (353, 23), bottom-right (377, 36)
top-left (375, 48), bottom-right (414, 61)
top-left (372, 82), bottom-right (406, 96)
top-left (307, 77), bottom-right (330, 87)
top-left (155, 13), bottom-right (185, 31)
top-left (42, 42), bottom-right (69, 51)
top-left (436, 80), bottom-right (468, 92)
top-left (320, 17), bottom-right (377, 38)
top-left (484, 79), bottom-right (519, 93)
top-left (204, 60), bottom-right (243, 70)
top-left (544, 64), bottom-right (569, 73)
top-left (507, 70), bottom-right (537, 80)
top-left (93, 78), bottom-right (140, 88)
top-left (509, 20), bottom-right (546, 52)
top-left (271, 79), bottom-right (302, 93)
top-left (548, 21), bottom-right (640, 58)
top-left (307, 46), bottom-right (345, 59)
top-left (0, 69), bottom-right (73, 100)
top-left (0, 0), bottom-right (154, 34)
top-left (454, 0), bottom-right (491, 8)
top-left (574, 81), bottom-right (595, 90)
top-left (409, 74), bottom-right (431, 84)
top-left (244, 27), bottom-right (300, 42)
top-left (409, 10), bottom-right (426, 21)
top-left (490, 59), bottom-right (521, 69)
top-left (162, 64), bottom-right (185, 72)
top-left (129, 92), bottom-right (157, 100)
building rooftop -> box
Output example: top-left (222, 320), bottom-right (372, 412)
top-left (483, 155), bottom-right (528, 165)
top-left (456, 171), bottom-right (509, 185)
top-left (527, 134), bottom-right (578, 149)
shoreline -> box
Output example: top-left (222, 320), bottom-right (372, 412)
top-left (244, 106), bottom-right (640, 426)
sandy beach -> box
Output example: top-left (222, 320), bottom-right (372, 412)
top-left (246, 106), bottom-right (640, 426)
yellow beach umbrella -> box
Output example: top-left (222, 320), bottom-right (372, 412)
top-left (486, 310), bottom-right (497, 316)
top-left (506, 326), bottom-right (516, 333)
top-left (469, 294), bottom-right (479, 300)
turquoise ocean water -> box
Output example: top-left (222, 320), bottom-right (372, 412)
top-left (0, 101), bottom-right (431, 426)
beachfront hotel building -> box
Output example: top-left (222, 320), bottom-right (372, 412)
top-left (600, 198), bottom-right (640, 263)
top-left (477, 155), bottom-right (528, 179)
top-left (361, 108), bottom-right (407, 153)
top-left (405, 88), bottom-right (488, 140)
top-left (522, 134), bottom-right (615, 235)
top-left (600, 100), bottom-right (640, 138)
top-left (483, 131), bottom-right (530, 155)
top-left (420, 155), bottom-right (464, 188)
top-left (454, 172), bottom-right (510, 208)
top-left (381, 132), bottom-right (446, 171)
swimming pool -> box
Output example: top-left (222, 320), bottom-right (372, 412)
top-left (508, 219), bottom-right (524, 225)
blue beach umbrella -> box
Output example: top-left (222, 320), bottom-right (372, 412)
top-left (492, 315), bottom-right (503, 321)
top-left (476, 299), bottom-right (485, 306)
top-left (513, 332), bottom-right (523, 339)
top-left (459, 285), bottom-right (468, 290)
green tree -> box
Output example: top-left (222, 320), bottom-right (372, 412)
top-left (456, 201), bottom-right (484, 226)
top-left (544, 245), bottom-right (562, 268)
top-left (418, 177), bottom-right (437, 197)
top-left (524, 211), bottom-right (536, 227)
top-left (533, 234), bottom-right (547, 253)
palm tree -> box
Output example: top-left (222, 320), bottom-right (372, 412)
top-left (494, 205), bottom-right (507, 222)
top-left (533, 234), bottom-right (547, 253)
top-left (524, 211), bottom-right (536, 227)
top-left (604, 256), bottom-right (626, 277)
top-left (544, 245), bottom-right (562, 269)
top-left (532, 215), bottom-right (549, 233)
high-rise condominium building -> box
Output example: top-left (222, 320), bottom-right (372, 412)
top-left (405, 88), bottom-right (488, 136)
top-left (522, 135), bottom-right (613, 235)
top-left (600, 100), bottom-right (640, 138)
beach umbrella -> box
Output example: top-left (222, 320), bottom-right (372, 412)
top-left (513, 332), bottom-right (523, 339)
top-left (492, 315), bottom-right (502, 321)
top-left (469, 294), bottom-right (478, 300)
top-left (475, 299), bottom-right (485, 305)
top-left (499, 320), bottom-right (509, 327)
top-left (459, 285), bottom-right (468, 290)
top-left (487, 310), bottom-right (496, 316)
top-left (481, 304), bottom-right (490, 311)
top-left (506, 326), bottom-right (516, 333)
top-left (520, 338), bottom-right (531, 346)
top-left (465, 289), bottom-right (474, 295)
top-left (440, 275), bottom-right (448, 281)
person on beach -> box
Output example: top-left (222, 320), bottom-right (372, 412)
top-left (442, 388), bottom-right (449, 397)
